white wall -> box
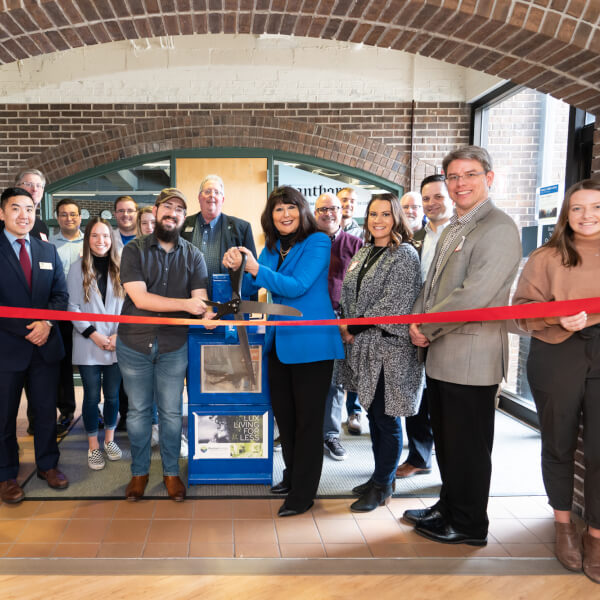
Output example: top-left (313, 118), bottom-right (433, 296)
top-left (0, 34), bottom-right (502, 103)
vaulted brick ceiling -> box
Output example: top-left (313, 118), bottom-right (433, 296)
top-left (0, 1), bottom-right (598, 113)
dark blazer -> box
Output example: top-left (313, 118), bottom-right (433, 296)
top-left (0, 217), bottom-right (49, 240)
top-left (411, 227), bottom-right (426, 257)
top-left (0, 232), bottom-right (68, 370)
top-left (181, 212), bottom-right (257, 274)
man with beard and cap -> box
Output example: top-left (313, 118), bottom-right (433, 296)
top-left (116, 188), bottom-right (212, 502)
top-left (314, 192), bottom-right (363, 460)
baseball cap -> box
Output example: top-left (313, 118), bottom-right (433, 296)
top-left (155, 187), bottom-right (187, 210)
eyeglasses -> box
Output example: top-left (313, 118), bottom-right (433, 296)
top-left (161, 202), bottom-right (186, 215)
top-left (201, 188), bottom-right (223, 197)
top-left (116, 209), bottom-right (136, 215)
top-left (316, 206), bottom-right (341, 215)
top-left (58, 212), bottom-right (80, 218)
top-left (445, 172), bottom-right (486, 184)
top-left (19, 181), bottom-right (44, 190)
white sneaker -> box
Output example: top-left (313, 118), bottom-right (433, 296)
top-left (88, 448), bottom-right (105, 470)
top-left (103, 440), bottom-right (122, 461)
top-left (180, 432), bottom-right (188, 458)
top-left (151, 424), bottom-right (160, 448)
top-left (347, 413), bottom-right (362, 435)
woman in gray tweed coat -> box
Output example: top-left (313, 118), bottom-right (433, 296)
top-left (337, 193), bottom-right (424, 512)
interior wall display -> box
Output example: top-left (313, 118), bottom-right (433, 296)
top-left (200, 344), bottom-right (262, 394)
top-left (192, 412), bottom-right (268, 459)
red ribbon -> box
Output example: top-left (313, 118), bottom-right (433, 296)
top-left (1, 297), bottom-right (598, 327)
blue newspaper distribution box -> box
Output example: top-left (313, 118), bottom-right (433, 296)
top-left (187, 328), bottom-right (273, 485)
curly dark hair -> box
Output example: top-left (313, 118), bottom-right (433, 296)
top-left (261, 186), bottom-right (319, 250)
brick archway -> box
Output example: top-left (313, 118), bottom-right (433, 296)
top-left (29, 114), bottom-right (410, 187)
top-left (0, 2), bottom-right (598, 113)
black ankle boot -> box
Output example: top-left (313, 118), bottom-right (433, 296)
top-left (352, 477), bottom-right (374, 496)
top-left (350, 482), bottom-right (393, 512)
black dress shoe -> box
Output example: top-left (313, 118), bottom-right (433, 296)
top-left (403, 504), bottom-right (444, 525)
top-left (278, 501), bottom-right (314, 517)
top-left (350, 482), bottom-right (393, 512)
top-left (270, 481), bottom-right (290, 495)
top-left (415, 518), bottom-right (487, 546)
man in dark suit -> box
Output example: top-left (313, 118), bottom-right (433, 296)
top-left (398, 175), bottom-right (453, 479)
top-left (0, 187), bottom-right (70, 504)
top-left (181, 174), bottom-right (257, 298)
top-left (0, 170), bottom-right (51, 435)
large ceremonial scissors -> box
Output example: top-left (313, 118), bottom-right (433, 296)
top-left (203, 254), bottom-right (302, 386)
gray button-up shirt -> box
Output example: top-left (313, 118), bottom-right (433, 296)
top-left (51, 230), bottom-right (84, 276)
top-left (118, 233), bottom-right (208, 354)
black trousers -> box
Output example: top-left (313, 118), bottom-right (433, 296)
top-left (56, 321), bottom-right (76, 417)
top-left (527, 333), bottom-right (600, 528)
top-left (268, 351), bottom-right (333, 511)
top-left (405, 386), bottom-right (434, 469)
top-left (0, 349), bottom-right (61, 480)
top-left (427, 376), bottom-right (497, 539)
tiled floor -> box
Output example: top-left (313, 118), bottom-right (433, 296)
top-left (0, 494), bottom-right (561, 560)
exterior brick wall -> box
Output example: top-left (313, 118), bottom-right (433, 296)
top-left (0, 101), bottom-right (470, 191)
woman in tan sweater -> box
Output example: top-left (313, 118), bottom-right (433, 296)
top-left (513, 179), bottom-right (600, 584)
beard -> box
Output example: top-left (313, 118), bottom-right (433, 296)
top-left (155, 218), bottom-right (182, 244)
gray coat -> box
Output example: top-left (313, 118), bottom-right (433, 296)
top-left (67, 258), bottom-right (124, 366)
top-left (337, 243), bottom-right (424, 417)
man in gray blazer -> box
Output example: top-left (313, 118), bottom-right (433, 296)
top-left (403, 146), bottom-right (521, 546)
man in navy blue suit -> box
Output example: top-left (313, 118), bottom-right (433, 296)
top-left (0, 187), bottom-right (70, 503)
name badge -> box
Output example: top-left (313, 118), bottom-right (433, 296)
top-left (184, 226), bottom-right (194, 232)
top-left (39, 233), bottom-right (49, 242)
top-left (39, 262), bottom-right (53, 270)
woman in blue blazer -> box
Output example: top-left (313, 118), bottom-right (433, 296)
top-left (224, 186), bottom-right (344, 516)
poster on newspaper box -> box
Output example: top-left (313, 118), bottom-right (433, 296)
top-left (192, 412), bottom-right (268, 459)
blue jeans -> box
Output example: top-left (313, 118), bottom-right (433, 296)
top-left (346, 390), bottom-right (361, 416)
top-left (79, 363), bottom-right (121, 436)
top-left (368, 371), bottom-right (403, 486)
top-left (323, 383), bottom-right (344, 440)
top-left (116, 338), bottom-right (188, 477)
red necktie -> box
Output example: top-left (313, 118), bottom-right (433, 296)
top-left (17, 238), bottom-right (32, 289)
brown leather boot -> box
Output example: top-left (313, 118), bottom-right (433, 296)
top-left (125, 474), bottom-right (149, 502)
top-left (583, 531), bottom-right (600, 583)
top-left (555, 522), bottom-right (582, 571)
top-left (163, 475), bottom-right (186, 502)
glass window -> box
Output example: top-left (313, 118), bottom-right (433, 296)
top-left (49, 159), bottom-right (171, 223)
top-left (274, 159), bottom-right (399, 223)
top-left (473, 88), bottom-right (571, 406)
